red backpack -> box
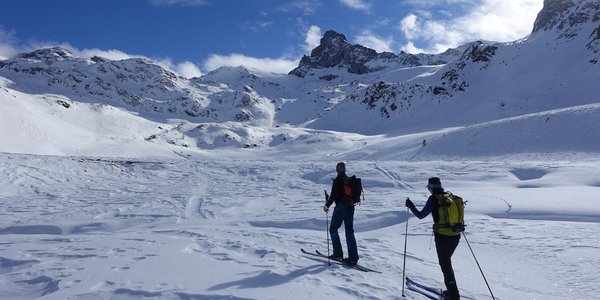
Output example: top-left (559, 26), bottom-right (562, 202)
top-left (343, 175), bottom-right (363, 206)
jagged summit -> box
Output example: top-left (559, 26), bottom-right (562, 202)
top-left (1, 1), bottom-right (599, 151)
top-left (289, 30), bottom-right (379, 77)
top-left (289, 30), bottom-right (465, 78)
top-left (529, 0), bottom-right (599, 63)
top-left (200, 65), bottom-right (258, 84)
top-left (532, 0), bottom-right (600, 36)
top-left (15, 47), bottom-right (74, 62)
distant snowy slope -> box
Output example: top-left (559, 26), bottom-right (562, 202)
top-left (0, 0), bottom-right (599, 158)
top-left (423, 103), bottom-right (600, 157)
top-left (339, 103), bottom-right (600, 160)
top-left (308, 0), bottom-right (600, 134)
top-left (0, 48), bottom-right (278, 127)
top-left (0, 79), bottom-right (179, 158)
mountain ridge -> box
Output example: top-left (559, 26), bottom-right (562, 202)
top-left (1, 0), bottom-right (599, 157)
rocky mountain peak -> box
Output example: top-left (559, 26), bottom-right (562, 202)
top-left (289, 30), bottom-right (379, 77)
top-left (288, 30), bottom-right (464, 78)
top-left (532, 0), bottom-right (600, 35)
top-left (15, 47), bottom-right (73, 61)
top-left (321, 30), bottom-right (347, 44)
top-left (318, 30), bottom-right (349, 52)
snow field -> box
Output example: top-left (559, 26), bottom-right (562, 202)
top-left (1, 155), bottom-right (598, 299)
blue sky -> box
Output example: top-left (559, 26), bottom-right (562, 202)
top-left (1, 0), bottom-right (543, 77)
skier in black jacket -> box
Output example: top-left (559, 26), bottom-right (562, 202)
top-left (323, 162), bottom-right (359, 265)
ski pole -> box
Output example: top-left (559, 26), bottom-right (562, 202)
top-left (462, 232), bottom-right (495, 300)
top-left (324, 190), bottom-right (331, 266)
top-left (326, 210), bottom-right (330, 266)
top-left (428, 231), bottom-right (434, 250)
top-left (402, 200), bottom-right (409, 297)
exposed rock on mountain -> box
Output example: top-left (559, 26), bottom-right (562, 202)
top-left (0, 48), bottom-right (276, 126)
top-left (533, 0), bottom-right (600, 42)
top-left (1, 0), bottom-right (599, 147)
top-left (534, 0), bottom-right (599, 32)
top-left (289, 30), bottom-right (461, 78)
top-left (290, 30), bottom-right (378, 77)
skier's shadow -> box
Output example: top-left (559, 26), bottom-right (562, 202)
top-left (207, 264), bottom-right (327, 291)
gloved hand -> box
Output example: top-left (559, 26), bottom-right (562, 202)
top-left (323, 205), bottom-right (330, 213)
top-left (405, 198), bottom-right (415, 209)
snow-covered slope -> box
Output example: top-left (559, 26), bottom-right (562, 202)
top-left (0, 78), bottom-right (180, 158)
top-left (1, 1), bottom-right (600, 300)
top-left (1, 151), bottom-right (599, 299)
top-left (308, 0), bottom-right (600, 134)
top-left (0, 0), bottom-right (598, 158)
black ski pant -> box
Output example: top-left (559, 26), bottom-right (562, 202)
top-left (435, 233), bottom-right (460, 299)
top-left (329, 203), bottom-right (358, 261)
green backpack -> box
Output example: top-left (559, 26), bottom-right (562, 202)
top-left (433, 192), bottom-right (465, 236)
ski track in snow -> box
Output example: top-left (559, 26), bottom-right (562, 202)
top-left (0, 154), bottom-right (599, 299)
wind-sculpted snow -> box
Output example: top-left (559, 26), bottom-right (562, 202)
top-left (509, 168), bottom-right (548, 181)
top-left (15, 276), bottom-right (60, 297)
top-left (0, 225), bottom-right (63, 235)
top-left (0, 258), bottom-right (38, 274)
top-left (1, 155), bottom-right (599, 299)
top-left (249, 211), bottom-right (406, 232)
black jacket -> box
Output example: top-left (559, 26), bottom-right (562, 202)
top-left (325, 172), bottom-right (347, 207)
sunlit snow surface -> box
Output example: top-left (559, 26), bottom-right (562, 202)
top-left (1, 153), bottom-right (598, 299)
top-left (1, 3), bottom-right (600, 296)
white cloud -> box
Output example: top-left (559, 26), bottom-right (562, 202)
top-left (76, 48), bottom-right (139, 61)
top-left (305, 25), bottom-right (322, 53)
top-left (399, 14), bottom-right (419, 40)
top-left (461, 0), bottom-right (542, 41)
top-left (148, 0), bottom-right (209, 6)
top-left (0, 45), bottom-right (14, 60)
top-left (0, 27), bottom-right (18, 60)
top-left (399, 0), bottom-right (543, 53)
top-left (69, 47), bottom-right (203, 78)
top-left (203, 53), bottom-right (299, 75)
top-left (173, 61), bottom-right (203, 78)
top-left (277, 1), bottom-right (322, 16)
top-left (355, 30), bottom-right (394, 53)
top-left (153, 57), bottom-right (203, 78)
top-left (400, 41), bottom-right (426, 54)
top-left (401, 0), bottom-right (475, 8)
top-left (340, 0), bottom-right (371, 12)
top-left (241, 21), bottom-right (274, 33)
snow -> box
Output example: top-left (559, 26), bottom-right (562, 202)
top-left (1, 83), bottom-right (599, 299)
top-left (1, 2), bottom-right (600, 298)
top-left (0, 153), bottom-right (598, 300)
top-left (2, 73), bottom-right (600, 300)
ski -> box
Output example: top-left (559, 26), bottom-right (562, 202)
top-left (314, 250), bottom-right (381, 273)
top-left (406, 283), bottom-right (442, 300)
top-left (406, 277), bottom-right (478, 300)
top-left (300, 248), bottom-right (381, 273)
top-left (406, 277), bottom-right (443, 296)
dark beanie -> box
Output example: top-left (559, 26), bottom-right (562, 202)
top-left (426, 177), bottom-right (442, 189)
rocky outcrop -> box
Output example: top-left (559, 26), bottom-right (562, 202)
top-left (290, 30), bottom-right (380, 77)
top-left (533, 0), bottom-right (600, 40)
top-left (0, 47), bottom-right (274, 124)
top-left (289, 30), bottom-right (466, 78)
